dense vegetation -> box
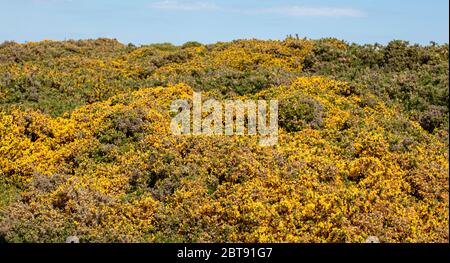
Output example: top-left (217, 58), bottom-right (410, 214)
top-left (0, 38), bottom-right (448, 242)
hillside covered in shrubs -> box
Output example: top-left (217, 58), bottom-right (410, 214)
top-left (0, 38), bottom-right (448, 242)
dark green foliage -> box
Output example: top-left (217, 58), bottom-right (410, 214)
top-left (279, 95), bottom-right (324, 132)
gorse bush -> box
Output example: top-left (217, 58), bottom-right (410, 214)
top-left (0, 38), bottom-right (448, 243)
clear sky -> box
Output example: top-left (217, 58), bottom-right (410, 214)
top-left (1, 0), bottom-right (448, 45)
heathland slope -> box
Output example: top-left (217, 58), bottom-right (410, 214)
top-left (0, 38), bottom-right (448, 242)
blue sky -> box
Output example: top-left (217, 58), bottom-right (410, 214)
top-left (1, 0), bottom-right (448, 45)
